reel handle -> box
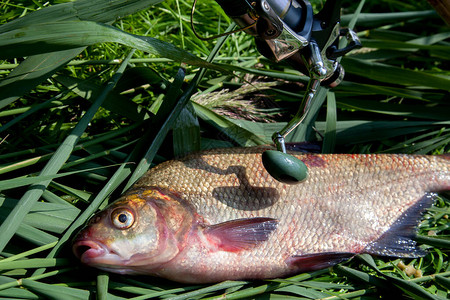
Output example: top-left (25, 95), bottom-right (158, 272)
top-left (211, 0), bottom-right (361, 184)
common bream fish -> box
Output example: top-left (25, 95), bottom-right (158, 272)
top-left (73, 146), bottom-right (450, 283)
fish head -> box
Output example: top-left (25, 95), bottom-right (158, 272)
top-left (72, 188), bottom-right (195, 274)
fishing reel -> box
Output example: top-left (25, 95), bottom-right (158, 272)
top-left (195, 0), bottom-right (361, 183)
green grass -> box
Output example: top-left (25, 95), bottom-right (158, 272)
top-left (0, 0), bottom-right (449, 298)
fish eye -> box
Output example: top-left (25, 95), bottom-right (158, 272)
top-left (111, 208), bottom-right (135, 229)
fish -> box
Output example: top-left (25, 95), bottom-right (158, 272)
top-left (72, 146), bottom-right (450, 283)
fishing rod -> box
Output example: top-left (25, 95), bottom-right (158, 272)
top-left (192, 0), bottom-right (361, 184)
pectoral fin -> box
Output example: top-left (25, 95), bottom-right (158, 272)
top-left (286, 252), bottom-right (355, 272)
top-left (204, 217), bottom-right (278, 252)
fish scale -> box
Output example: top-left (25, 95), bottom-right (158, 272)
top-left (73, 146), bottom-right (450, 283)
top-left (136, 147), bottom-right (446, 252)
top-left (138, 148), bottom-right (439, 222)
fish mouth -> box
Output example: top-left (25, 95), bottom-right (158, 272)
top-left (73, 239), bottom-right (134, 269)
top-left (72, 239), bottom-right (146, 275)
top-left (73, 240), bottom-right (108, 264)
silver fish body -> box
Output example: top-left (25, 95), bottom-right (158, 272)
top-left (73, 146), bottom-right (450, 283)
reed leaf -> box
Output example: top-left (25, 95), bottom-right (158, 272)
top-left (357, 254), bottom-right (445, 300)
top-left (123, 23), bottom-right (233, 190)
top-left (0, 286), bottom-right (40, 299)
top-left (0, 51), bottom-right (135, 253)
top-left (0, 48), bottom-right (85, 111)
top-left (0, 0), bottom-right (165, 109)
top-left (434, 275), bottom-right (450, 290)
top-left (21, 279), bottom-right (91, 300)
top-left (54, 75), bottom-right (151, 122)
top-left (123, 67), bottom-right (186, 190)
top-left (337, 98), bottom-right (450, 120)
top-left (0, 0), bottom-right (165, 34)
top-left (0, 165), bottom-right (122, 191)
top-left (274, 285), bottom-right (330, 298)
top-left (322, 91), bottom-right (337, 153)
top-left (0, 21), bottom-right (218, 71)
top-left (342, 57), bottom-right (450, 90)
top-left (0, 258), bottom-right (70, 270)
top-left (97, 273), bottom-right (110, 300)
top-left (173, 102), bottom-right (201, 157)
top-left (341, 10), bottom-right (439, 27)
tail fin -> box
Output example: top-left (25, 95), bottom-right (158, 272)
top-left (363, 193), bottom-right (436, 258)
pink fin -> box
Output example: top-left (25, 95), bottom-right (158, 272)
top-left (286, 252), bottom-right (355, 272)
top-left (205, 218), bottom-right (278, 252)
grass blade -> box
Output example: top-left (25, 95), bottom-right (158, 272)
top-left (434, 275), bottom-right (450, 290)
top-left (166, 281), bottom-right (248, 300)
top-left (0, 165), bottom-right (122, 191)
top-left (322, 91), bottom-right (337, 153)
top-left (357, 254), bottom-right (444, 300)
top-left (97, 273), bottom-right (109, 300)
top-left (123, 23), bottom-right (235, 190)
top-left (0, 48), bottom-right (85, 110)
top-left (55, 75), bottom-right (151, 122)
top-left (0, 258), bottom-right (70, 270)
top-left (0, 50), bottom-right (135, 253)
top-left (0, 0), bottom-right (166, 34)
top-left (342, 57), bottom-right (450, 90)
top-left (0, 0), bottom-right (166, 109)
top-left (289, 86), bottom-right (329, 142)
top-left (337, 98), bottom-right (450, 120)
top-left (1, 222), bottom-right (58, 246)
top-left (341, 10), bottom-right (439, 27)
top-left (123, 67), bottom-right (186, 191)
top-left (193, 102), bottom-right (267, 146)
top-left (0, 21), bottom-right (221, 72)
top-left (414, 235), bottom-right (450, 249)
top-left (173, 102), bottom-right (201, 157)
top-left (21, 279), bottom-right (90, 300)
top-left (0, 241), bottom-right (57, 263)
